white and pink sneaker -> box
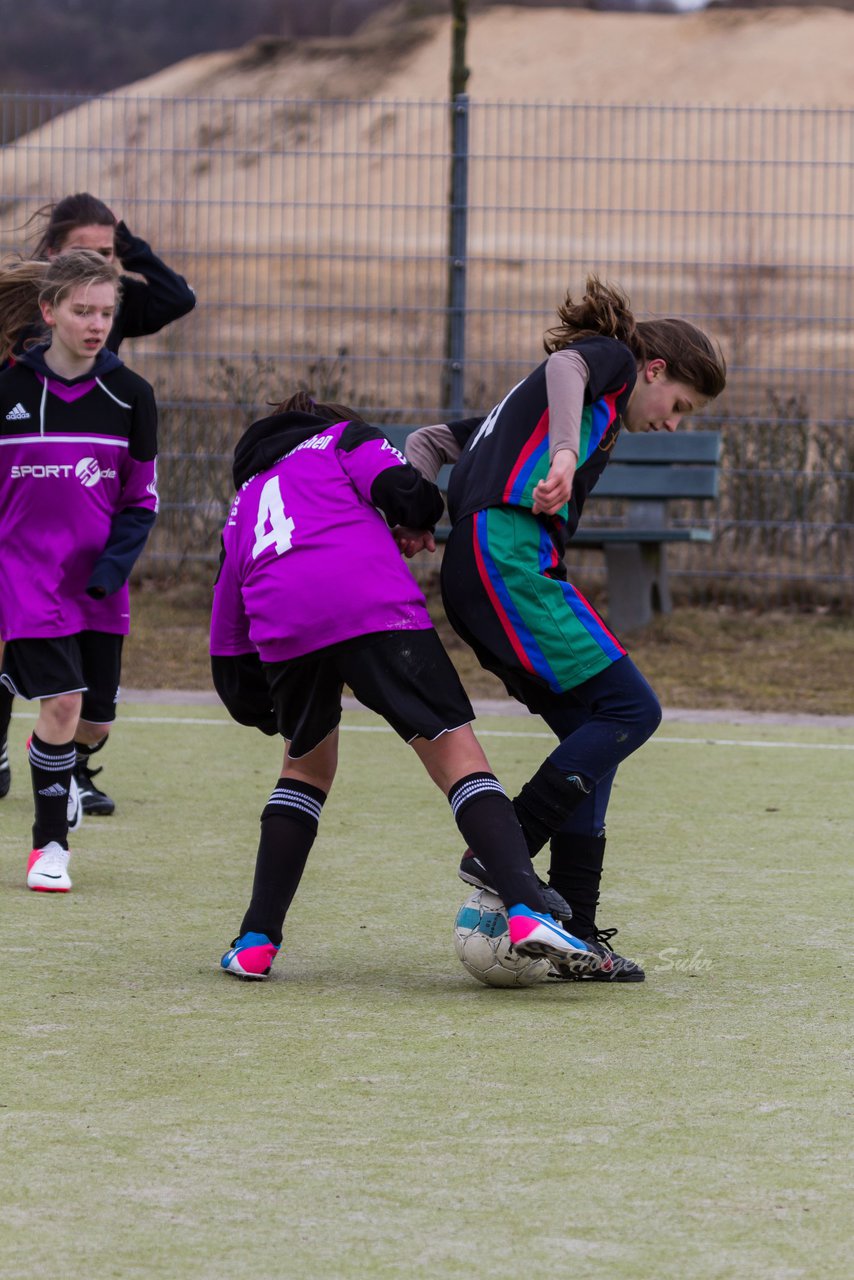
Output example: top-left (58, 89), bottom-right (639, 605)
top-left (27, 842), bottom-right (72, 892)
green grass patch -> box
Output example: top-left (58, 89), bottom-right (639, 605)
top-left (1, 707), bottom-right (851, 1278)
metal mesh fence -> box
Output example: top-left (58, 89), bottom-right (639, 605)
top-left (1, 90), bottom-right (851, 607)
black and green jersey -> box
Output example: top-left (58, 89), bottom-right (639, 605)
top-left (447, 336), bottom-right (636, 555)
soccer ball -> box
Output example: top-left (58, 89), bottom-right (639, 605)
top-left (453, 888), bottom-right (551, 988)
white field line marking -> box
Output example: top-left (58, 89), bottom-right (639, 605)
top-left (14, 711), bottom-right (853, 751)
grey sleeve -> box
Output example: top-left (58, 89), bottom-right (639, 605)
top-left (545, 348), bottom-right (590, 461)
top-left (403, 423), bottom-right (462, 481)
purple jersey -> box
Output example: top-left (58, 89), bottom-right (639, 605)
top-left (0, 349), bottom-right (158, 640)
top-left (211, 418), bottom-right (439, 662)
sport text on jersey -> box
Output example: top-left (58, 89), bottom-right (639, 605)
top-left (9, 458), bottom-right (118, 484)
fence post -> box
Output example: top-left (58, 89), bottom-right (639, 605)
top-left (441, 92), bottom-right (469, 421)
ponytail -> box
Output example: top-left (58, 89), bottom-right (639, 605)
top-left (544, 273), bottom-right (726, 401)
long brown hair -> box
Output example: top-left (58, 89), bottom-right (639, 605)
top-left (544, 274), bottom-right (726, 400)
top-left (0, 250), bottom-right (121, 361)
top-left (272, 389), bottom-right (366, 424)
top-left (26, 192), bottom-right (117, 260)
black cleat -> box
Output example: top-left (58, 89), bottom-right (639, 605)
top-left (0, 737), bottom-right (9, 799)
top-left (75, 762), bottom-right (115, 816)
top-left (548, 926), bottom-right (645, 983)
top-left (458, 851), bottom-right (573, 924)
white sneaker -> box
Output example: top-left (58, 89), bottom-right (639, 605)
top-left (66, 773), bottom-right (83, 833)
top-left (27, 842), bottom-right (72, 892)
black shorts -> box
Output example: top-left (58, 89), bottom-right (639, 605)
top-left (261, 629), bottom-right (474, 759)
top-left (1, 632), bottom-right (123, 724)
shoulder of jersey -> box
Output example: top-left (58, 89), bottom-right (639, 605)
top-left (103, 365), bottom-right (156, 397)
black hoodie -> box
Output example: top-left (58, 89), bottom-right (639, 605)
top-left (232, 409), bottom-right (445, 532)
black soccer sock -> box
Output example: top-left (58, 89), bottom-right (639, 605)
top-left (512, 759), bottom-right (591, 857)
top-left (239, 780), bottom-right (327, 947)
top-left (74, 735), bottom-right (108, 769)
top-left (548, 831), bottom-right (607, 938)
top-left (0, 681), bottom-right (13, 743)
top-left (29, 732), bottom-right (76, 850)
top-left (449, 773), bottom-right (547, 913)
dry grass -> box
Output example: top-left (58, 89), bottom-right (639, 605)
top-left (124, 575), bottom-right (854, 716)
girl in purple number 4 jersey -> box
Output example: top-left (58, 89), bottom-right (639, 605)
top-left (210, 392), bottom-right (604, 981)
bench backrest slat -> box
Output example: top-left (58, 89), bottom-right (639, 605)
top-left (610, 430), bottom-right (721, 465)
top-left (594, 464), bottom-right (719, 501)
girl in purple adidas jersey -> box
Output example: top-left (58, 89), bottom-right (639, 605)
top-left (0, 191), bottom-right (195, 813)
top-left (404, 276), bottom-right (727, 980)
top-left (0, 250), bottom-right (158, 893)
top-left (211, 391), bottom-right (599, 981)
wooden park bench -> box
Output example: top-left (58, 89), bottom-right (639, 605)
top-left (567, 429), bottom-right (722, 632)
top-left (383, 425), bottom-right (722, 634)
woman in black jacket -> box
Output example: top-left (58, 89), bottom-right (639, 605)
top-left (20, 191), bottom-right (196, 353)
top-left (0, 191), bottom-right (195, 812)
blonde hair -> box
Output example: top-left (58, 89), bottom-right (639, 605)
top-left (0, 249), bottom-right (121, 362)
top-left (544, 274), bottom-right (726, 401)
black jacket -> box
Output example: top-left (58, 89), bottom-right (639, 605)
top-left (9, 221), bottom-right (195, 359)
top-left (107, 221), bottom-right (195, 349)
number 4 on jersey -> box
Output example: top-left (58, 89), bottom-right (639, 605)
top-left (252, 475), bottom-right (295, 559)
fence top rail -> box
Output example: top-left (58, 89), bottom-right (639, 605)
top-left (3, 90), bottom-right (853, 116)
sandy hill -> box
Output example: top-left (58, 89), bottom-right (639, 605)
top-left (4, 5), bottom-right (850, 243)
top-left (110, 5), bottom-right (854, 106)
top-left (0, 6), bottom-right (850, 414)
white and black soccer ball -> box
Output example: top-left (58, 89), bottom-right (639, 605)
top-left (453, 888), bottom-right (551, 988)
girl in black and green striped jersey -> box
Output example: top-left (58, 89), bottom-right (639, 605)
top-left (404, 276), bottom-right (727, 980)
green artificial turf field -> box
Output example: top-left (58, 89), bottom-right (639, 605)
top-left (1, 705), bottom-right (851, 1279)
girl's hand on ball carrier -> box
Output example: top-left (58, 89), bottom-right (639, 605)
top-left (392, 526), bottom-right (437, 558)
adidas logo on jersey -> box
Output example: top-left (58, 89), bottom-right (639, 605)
top-left (38, 783), bottom-right (68, 798)
top-left (6, 402), bottom-right (30, 420)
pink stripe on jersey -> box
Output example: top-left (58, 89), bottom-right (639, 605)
top-left (36, 373), bottom-right (98, 403)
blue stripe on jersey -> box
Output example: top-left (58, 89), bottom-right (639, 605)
top-left (505, 437), bottom-right (549, 506)
top-left (584, 398), bottom-right (615, 461)
top-left (555, 577), bottom-right (626, 662)
top-left (536, 522), bottom-right (559, 575)
top-left (475, 512), bottom-right (561, 690)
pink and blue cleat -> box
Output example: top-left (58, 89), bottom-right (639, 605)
top-left (508, 904), bottom-right (602, 975)
top-left (220, 932), bottom-right (280, 980)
